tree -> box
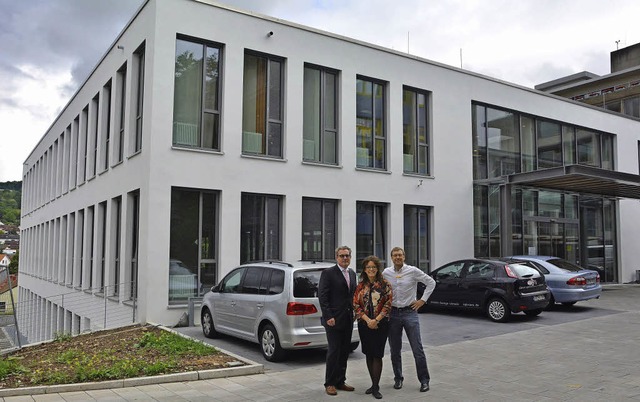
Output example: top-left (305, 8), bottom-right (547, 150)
top-left (8, 251), bottom-right (18, 275)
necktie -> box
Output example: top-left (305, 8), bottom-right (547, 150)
top-left (343, 268), bottom-right (350, 288)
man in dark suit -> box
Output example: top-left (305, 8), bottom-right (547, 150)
top-left (318, 245), bottom-right (357, 396)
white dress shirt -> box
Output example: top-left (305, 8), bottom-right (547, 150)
top-left (382, 264), bottom-right (436, 308)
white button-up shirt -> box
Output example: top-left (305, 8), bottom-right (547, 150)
top-left (382, 264), bottom-right (436, 308)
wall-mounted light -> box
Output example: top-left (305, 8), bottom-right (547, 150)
top-left (117, 45), bottom-right (124, 50)
top-left (267, 31), bottom-right (274, 37)
top-left (417, 179), bottom-right (423, 187)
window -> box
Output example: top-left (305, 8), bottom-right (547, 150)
top-left (173, 37), bottom-right (222, 150)
top-left (404, 205), bottom-right (431, 272)
top-left (98, 201), bottom-right (107, 292)
top-left (242, 267), bottom-right (264, 294)
top-left (301, 198), bottom-right (337, 261)
top-left (101, 80), bottom-right (112, 172)
top-left (537, 120), bottom-right (562, 169)
top-left (111, 197), bottom-right (121, 296)
top-left (487, 108), bottom-right (519, 177)
top-left (242, 52), bottom-right (283, 157)
top-left (170, 188), bottom-right (218, 304)
top-left (80, 106), bottom-right (89, 183)
top-left (90, 94), bottom-right (99, 178)
top-left (303, 64), bottom-right (338, 164)
top-left (356, 76), bottom-right (386, 169)
top-left (576, 128), bottom-right (601, 167)
top-left (115, 64), bottom-right (126, 164)
top-left (356, 202), bottom-right (387, 270)
top-left (128, 190), bottom-right (140, 300)
top-left (133, 43), bottom-right (145, 154)
top-left (221, 268), bottom-right (245, 293)
top-left (402, 87), bottom-right (429, 174)
top-left (240, 193), bottom-right (282, 264)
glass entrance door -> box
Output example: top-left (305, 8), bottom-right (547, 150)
top-left (523, 219), bottom-right (580, 264)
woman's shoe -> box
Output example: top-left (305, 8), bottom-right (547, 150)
top-left (372, 388), bottom-right (383, 399)
top-left (365, 386), bottom-right (374, 394)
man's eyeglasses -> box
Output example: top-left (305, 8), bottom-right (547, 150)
top-left (338, 254), bottom-right (351, 258)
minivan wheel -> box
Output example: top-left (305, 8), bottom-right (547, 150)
top-left (260, 324), bottom-right (286, 362)
top-left (486, 298), bottom-right (511, 323)
top-left (201, 308), bottom-right (219, 339)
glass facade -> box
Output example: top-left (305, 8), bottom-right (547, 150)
top-left (472, 103), bottom-right (618, 280)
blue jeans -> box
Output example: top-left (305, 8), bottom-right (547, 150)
top-left (388, 308), bottom-right (430, 384)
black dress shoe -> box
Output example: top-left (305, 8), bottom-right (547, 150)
top-left (372, 388), bottom-right (383, 399)
top-left (420, 382), bottom-right (430, 392)
top-left (393, 379), bottom-right (403, 389)
top-left (365, 386), bottom-right (374, 394)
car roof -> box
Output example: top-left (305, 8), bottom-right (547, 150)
top-left (240, 260), bottom-right (336, 270)
top-left (506, 255), bottom-right (556, 262)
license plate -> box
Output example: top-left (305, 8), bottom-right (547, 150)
top-left (533, 295), bottom-right (545, 302)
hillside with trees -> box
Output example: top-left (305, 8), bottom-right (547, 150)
top-left (0, 181), bottom-right (21, 226)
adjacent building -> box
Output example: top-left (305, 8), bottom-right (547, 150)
top-left (18, 0), bottom-right (640, 345)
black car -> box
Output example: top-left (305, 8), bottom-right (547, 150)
top-left (419, 259), bottom-right (550, 322)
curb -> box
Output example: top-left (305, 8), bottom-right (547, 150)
top-left (0, 324), bottom-right (264, 398)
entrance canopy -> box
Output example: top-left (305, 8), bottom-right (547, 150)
top-left (506, 164), bottom-right (640, 199)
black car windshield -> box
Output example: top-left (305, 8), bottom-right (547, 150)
top-left (546, 258), bottom-right (583, 272)
top-left (508, 263), bottom-right (542, 278)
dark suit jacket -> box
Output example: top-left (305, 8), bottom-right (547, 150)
top-left (318, 265), bottom-right (357, 330)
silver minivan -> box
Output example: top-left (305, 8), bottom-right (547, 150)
top-left (201, 261), bottom-right (360, 361)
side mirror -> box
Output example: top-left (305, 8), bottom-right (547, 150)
top-left (211, 284), bottom-right (221, 292)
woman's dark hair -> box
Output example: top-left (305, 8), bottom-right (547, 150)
top-left (360, 255), bottom-right (383, 284)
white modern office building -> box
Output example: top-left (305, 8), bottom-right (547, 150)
top-left (18, 0), bottom-right (640, 344)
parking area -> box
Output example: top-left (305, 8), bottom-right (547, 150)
top-left (176, 285), bottom-right (634, 372)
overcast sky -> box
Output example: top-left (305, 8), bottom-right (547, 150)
top-left (1, 0), bottom-right (639, 182)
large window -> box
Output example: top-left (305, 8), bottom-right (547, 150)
top-left (173, 37), bottom-right (222, 150)
top-left (115, 64), bottom-right (126, 164)
top-left (537, 120), bottom-right (562, 169)
top-left (169, 188), bottom-right (218, 304)
top-left (356, 202), bottom-right (387, 270)
top-left (402, 87), bottom-right (429, 174)
top-left (242, 52), bottom-right (283, 157)
top-left (404, 205), bottom-right (431, 272)
top-left (303, 64), bottom-right (338, 164)
top-left (301, 198), bottom-right (337, 261)
top-left (356, 77), bottom-right (386, 169)
top-left (101, 80), bottom-right (111, 172)
top-left (133, 43), bottom-right (145, 154)
top-left (240, 193), bottom-right (282, 264)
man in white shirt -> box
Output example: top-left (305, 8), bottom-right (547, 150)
top-left (382, 246), bottom-right (436, 393)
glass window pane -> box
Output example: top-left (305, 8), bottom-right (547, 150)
top-left (169, 189), bottom-right (199, 303)
top-left (268, 122), bottom-right (282, 157)
top-left (374, 138), bottom-right (385, 169)
top-left (562, 125), bottom-right (575, 165)
top-left (472, 105), bottom-right (487, 179)
top-left (324, 72), bottom-right (336, 130)
top-left (202, 113), bottom-right (219, 149)
top-left (601, 134), bottom-right (614, 170)
top-left (265, 197), bottom-right (280, 260)
top-left (173, 39), bottom-right (203, 147)
top-left (201, 193), bottom-right (216, 260)
top-left (521, 116), bottom-right (535, 172)
top-left (356, 79), bottom-right (373, 167)
top-left (303, 67), bottom-right (321, 161)
top-left (268, 60), bottom-right (281, 120)
top-left (486, 108), bottom-right (519, 177)
top-left (576, 128), bottom-right (600, 167)
top-left (537, 120), bottom-right (562, 169)
top-left (203, 46), bottom-right (220, 112)
top-left (323, 130), bottom-right (337, 164)
top-left (473, 185), bottom-right (488, 257)
top-left (402, 89), bottom-right (416, 172)
top-left (302, 199), bottom-right (322, 260)
top-left (323, 201), bottom-right (336, 260)
top-left (243, 54), bottom-right (267, 150)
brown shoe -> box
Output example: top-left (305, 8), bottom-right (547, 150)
top-left (337, 383), bottom-right (355, 391)
top-left (325, 385), bottom-right (337, 396)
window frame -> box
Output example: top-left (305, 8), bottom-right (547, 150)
top-left (301, 197), bottom-right (338, 261)
top-left (303, 63), bottom-right (339, 165)
top-left (402, 86), bottom-right (430, 175)
top-left (172, 35), bottom-right (224, 151)
top-left (356, 75), bottom-right (387, 170)
top-left (242, 50), bottom-right (285, 158)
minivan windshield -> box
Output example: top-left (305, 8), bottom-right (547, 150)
top-left (293, 269), bottom-right (324, 297)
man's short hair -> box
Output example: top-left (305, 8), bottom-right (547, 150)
top-left (335, 245), bottom-right (352, 255)
top-left (390, 246), bottom-right (405, 256)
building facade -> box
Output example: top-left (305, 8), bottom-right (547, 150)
top-left (18, 0), bottom-right (640, 344)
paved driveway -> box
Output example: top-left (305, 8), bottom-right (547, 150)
top-left (176, 285), bottom-right (628, 371)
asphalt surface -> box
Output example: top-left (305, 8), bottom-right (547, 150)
top-left (3, 284), bottom-right (640, 401)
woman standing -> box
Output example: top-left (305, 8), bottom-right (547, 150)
top-left (353, 255), bottom-right (393, 399)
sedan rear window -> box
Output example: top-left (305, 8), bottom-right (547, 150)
top-left (547, 258), bottom-right (583, 272)
top-left (508, 263), bottom-right (542, 278)
top-left (293, 269), bottom-right (324, 297)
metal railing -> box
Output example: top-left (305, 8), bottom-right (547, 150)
top-left (1, 281), bottom-right (138, 354)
